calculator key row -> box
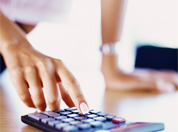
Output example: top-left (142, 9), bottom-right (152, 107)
top-left (97, 112), bottom-right (108, 116)
top-left (41, 117), bottom-right (55, 124)
top-left (48, 120), bottom-right (62, 127)
top-left (28, 113), bottom-right (48, 121)
top-left (74, 116), bottom-right (86, 121)
top-left (94, 117), bottom-right (107, 122)
top-left (60, 111), bottom-right (72, 116)
top-left (63, 126), bottom-right (78, 132)
top-left (105, 115), bottom-right (116, 121)
top-left (69, 121), bottom-right (83, 125)
top-left (41, 111), bottom-right (60, 117)
top-left (55, 116), bottom-right (67, 120)
top-left (89, 110), bottom-right (101, 114)
top-left (56, 123), bottom-right (69, 129)
top-left (53, 109), bottom-right (65, 113)
top-left (64, 107), bottom-right (77, 111)
top-left (62, 118), bottom-right (75, 123)
top-left (67, 114), bottom-right (79, 118)
top-left (86, 114), bottom-right (98, 118)
top-left (47, 121), bottom-right (103, 131)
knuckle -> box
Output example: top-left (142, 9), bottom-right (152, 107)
top-left (54, 59), bottom-right (64, 69)
top-left (34, 100), bottom-right (45, 108)
top-left (24, 66), bottom-right (35, 74)
top-left (48, 98), bottom-right (58, 105)
top-left (36, 58), bottom-right (55, 72)
top-left (67, 78), bottom-right (80, 88)
top-left (36, 59), bottom-right (47, 68)
top-left (55, 59), bottom-right (63, 65)
top-left (10, 67), bottom-right (22, 77)
top-left (19, 94), bottom-right (29, 104)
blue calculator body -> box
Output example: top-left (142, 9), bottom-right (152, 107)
top-left (21, 107), bottom-right (165, 132)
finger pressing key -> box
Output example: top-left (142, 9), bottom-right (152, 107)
top-left (56, 63), bottom-right (89, 114)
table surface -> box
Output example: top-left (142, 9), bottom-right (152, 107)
top-left (0, 69), bottom-right (178, 132)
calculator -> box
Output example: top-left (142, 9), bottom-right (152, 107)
top-left (21, 107), bottom-right (165, 132)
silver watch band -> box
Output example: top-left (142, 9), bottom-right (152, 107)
top-left (100, 42), bottom-right (119, 55)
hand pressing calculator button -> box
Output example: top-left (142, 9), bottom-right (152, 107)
top-left (21, 107), bottom-right (165, 132)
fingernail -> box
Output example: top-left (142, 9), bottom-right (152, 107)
top-left (165, 83), bottom-right (176, 93)
top-left (80, 102), bottom-right (89, 114)
top-left (158, 81), bottom-right (175, 93)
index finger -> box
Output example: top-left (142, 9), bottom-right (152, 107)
top-left (56, 63), bottom-right (89, 114)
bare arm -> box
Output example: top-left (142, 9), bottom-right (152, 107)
top-left (0, 10), bottom-right (89, 113)
top-left (101, 0), bottom-right (126, 43)
top-left (100, 0), bottom-right (178, 92)
top-left (101, 0), bottom-right (127, 87)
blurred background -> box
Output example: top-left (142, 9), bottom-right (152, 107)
top-left (0, 1), bottom-right (177, 131)
top-left (25, 0), bottom-right (178, 74)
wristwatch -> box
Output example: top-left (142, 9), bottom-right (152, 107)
top-left (100, 42), bottom-right (118, 55)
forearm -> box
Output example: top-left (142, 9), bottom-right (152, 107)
top-left (101, 0), bottom-right (127, 44)
top-left (101, 0), bottom-right (127, 75)
top-left (0, 10), bottom-right (30, 54)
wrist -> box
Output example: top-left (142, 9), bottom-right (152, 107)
top-left (101, 54), bottom-right (121, 76)
top-left (100, 41), bottom-right (120, 55)
top-left (0, 38), bottom-right (32, 55)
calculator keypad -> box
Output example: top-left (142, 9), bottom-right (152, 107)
top-left (27, 107), bottom-right (126, 132)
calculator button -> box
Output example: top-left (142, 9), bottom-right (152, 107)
top-left (69, 121), bottom-right (83, 125)
top-left (74, 116), bottom-right (86, 121)
top-left (90, 121), bottom-right (103, 128)
top-left (112, 117), bottom-right (126, 124)
top-left (97, 112), bottom-right (108, 116)
top-left (55, 116), bottom-right (67, 120)
top-left (28, 113), bottom-right (48, 121)
top-left (61, 118), bottom-right (75, 123)
top-left (60, 112), bottom-right (72, 116)
top-left (63, 126), bottom-right (78, 132)
top-left (41, 118), bottom-right (55, 124)
top-left (105, 115), bottom-right (116, 121)
top-left (82, 119), bottom-right (95, 123)
top-left (67, 114), bottom-right (79, 118)
top-left (86, 114), bottom-right (98, 118)
top-left (78, 124), bottom-right (91, 130)
top-left (71, 110), bottom-right (79, 114)
top-left (41, 111), bottom-right (60, 117)
top-left (64, 107), bottom-right (77, 111)
top-left (94, 117), bottom-right (107, 122)
top-left (79, 113), bottom-right (91, 116)
top-left (53, 109), bottom-right (65, 113)
top-left (55, 123), bottom-right (69, 130)
top-left (89, 110), bottom-right (101, 114)
top-left (48, 120), bottom-right (62, 127)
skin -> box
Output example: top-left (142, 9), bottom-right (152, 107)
top-left (101, 0), bottom-right (178, 93)
top-left (0, 0), bottom-right (178, 112)
top-left (0, 10), bottom-right (88, 112)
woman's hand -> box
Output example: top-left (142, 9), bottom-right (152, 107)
top-left (101, 54), bottom-right (178, 93)
top-left (3, 43), bottom-right (88, 112)
top-left (0, 11), bottom-right (89, 113)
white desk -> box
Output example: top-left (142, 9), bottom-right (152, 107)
top-left (0, 69), bottom-right (178, 132)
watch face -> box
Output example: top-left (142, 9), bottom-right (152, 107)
top-left (101, 43), bottom-right (116, 55)
top-left (102, 44), bottom-right (111, 55)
